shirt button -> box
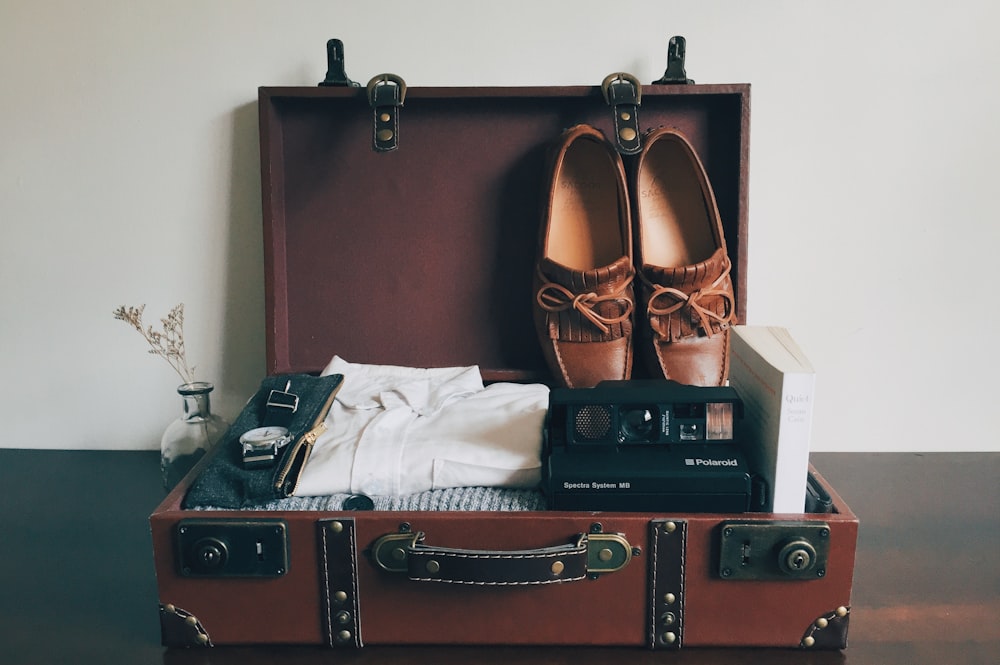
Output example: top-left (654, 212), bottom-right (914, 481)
top-left (343, 494), bottom-right (375, 511)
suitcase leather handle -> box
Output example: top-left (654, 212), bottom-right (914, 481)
top-left (371, 531), bottom-right (632, 585)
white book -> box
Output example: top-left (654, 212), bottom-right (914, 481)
top-left (728, 325), bottom-right (816, 513)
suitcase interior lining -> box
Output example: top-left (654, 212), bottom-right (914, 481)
top-left (261, 87), bottom-right (748, 379)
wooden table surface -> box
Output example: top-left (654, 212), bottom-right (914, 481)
top-left (1, 449), bottom-right (997, 664)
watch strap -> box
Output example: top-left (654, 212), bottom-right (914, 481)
top-left (263, 384), bottom-right (300, 428)
top-left (261, 374), bottom-right (342, 444)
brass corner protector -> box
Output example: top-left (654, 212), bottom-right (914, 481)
top-left (159, 603), bottom-right (212, 648)
top-left (800, 605), bottom-right (850, 649)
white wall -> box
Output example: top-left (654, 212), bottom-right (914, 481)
top-left (2, 1), bottom-right (997, 452)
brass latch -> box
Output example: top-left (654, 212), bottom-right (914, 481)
top-left (586, 532), bottom-right (632, 574)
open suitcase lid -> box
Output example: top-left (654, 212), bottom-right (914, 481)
top-left (260, 79), bottom-right (749, 380)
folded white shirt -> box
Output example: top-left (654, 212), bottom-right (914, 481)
top-left (294, 356), bottom-right (550, 497)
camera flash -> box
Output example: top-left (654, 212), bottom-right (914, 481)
top-left (705, 402), bottom-right (734, 440)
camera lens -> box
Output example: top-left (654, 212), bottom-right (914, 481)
top-left (619, 406), bottom-right (656, 442)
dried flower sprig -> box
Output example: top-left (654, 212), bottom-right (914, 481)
top-left (113, 303), bottom-right (196, 385)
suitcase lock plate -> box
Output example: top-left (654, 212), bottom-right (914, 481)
top-left (176, 519), bottom-right (289, 578)
top-left (717, 521), bottom-right (831, 581)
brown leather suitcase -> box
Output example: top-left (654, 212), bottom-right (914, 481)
top-left (150, 43), bottom-right (857, 651)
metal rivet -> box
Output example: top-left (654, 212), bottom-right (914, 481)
top-left (803, 636), bottom-right (816, 647)
top-left (333, 591), bottom-right (348, 604)
top-left (660, 611), bottom-right (676, 626)
top-left (816, 617), bottom-right (829, 629)
top-left (337, 629), bottom-right (352, 643)
top-left (426, 560), bottom-right (440, 574)
top-left (619, 127), bottom-right (637, 142)
top-left (619, 111), bottom-right (631, 121)
top-left (163, 604), bottom-right (176, 614)
top-left (184, 615), bottom-right (198, 627)
top-left (196, 633), bottom-right (209, 645)
top-left (377, 128), bottom-right (394, 142)
top-left (663, 593), bottom-right (676, 605)
top-left (598, 548), bottom-right (613, 562)
top-left (391, 547), bottom-right (406, 561)
top-left (329, 521), bottom-right (343, 534)
top-left (661, 631), bottom-right (676, 645)
top-left (379, 112), bottom-right (391, 122)
top-left (335, 611), bottom-right (352, 625)
top-left (664, 522), bottom-right (676, 534)
top-left (551, 561), bottom-right (564, 575)
top-left (836, 606), bottom-right (848, 617)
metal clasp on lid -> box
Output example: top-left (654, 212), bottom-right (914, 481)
top-left (367, 73), bottom-right (407, 152)
top-left (601, 72), bottom-right (642, 106)
top-left (366, 73), bottom-right (407, 108)
top-left (318, 38), bottom-right (360, 87)
top-left (653, 35), bottom-right (695, 85)
top-left (601, 72), bottom-right (643, 155)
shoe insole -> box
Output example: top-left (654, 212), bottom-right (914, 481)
top-left (548, 139), bottom-right (624, 271)
top-left (638, 140), bottom-right (716, 268)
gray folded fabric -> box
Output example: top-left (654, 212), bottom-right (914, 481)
top-left (194, 486), bottom-right (547, 512)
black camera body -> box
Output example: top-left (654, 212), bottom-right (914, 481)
top-left (547, 380), bottom-right (743, 447)
top-left (542, 380), bottom-right (759, 513)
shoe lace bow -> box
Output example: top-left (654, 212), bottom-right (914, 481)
top-left (536, 273), bottom-right (634, 335)
top-left (643, 261), bottom-right (734, 337)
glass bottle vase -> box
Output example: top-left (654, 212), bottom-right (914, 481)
top-left (161, 381), bottom-right (229, 491)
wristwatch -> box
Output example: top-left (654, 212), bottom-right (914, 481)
top-left (239, 426), bottom-right (293, 469)
top-left (240, 379), bottom-right (301, 469)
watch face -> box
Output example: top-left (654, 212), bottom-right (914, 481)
top-left (240, 426), bottom-right (292, 469)
top-left (240, 426), bottom-right (288, 458)
top-left (240, 426), bottom-right (290, 448)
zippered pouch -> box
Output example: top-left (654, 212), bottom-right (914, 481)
top-left (183, 373), bottom-right (344, 509)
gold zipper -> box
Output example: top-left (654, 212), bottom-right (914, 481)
top-left (273, 378), bottom-right (342, 495)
